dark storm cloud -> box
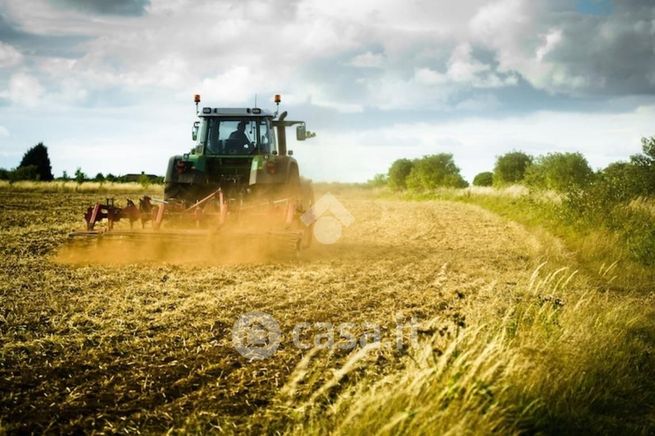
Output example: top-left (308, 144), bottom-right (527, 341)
top-left (49, 0), bottom-right (151, 16)
top-left (575, 0), bottom-right (613, 16)
top-left (0, 12), bottom-right (87, 57)
top-left (545, 0), bottom-right (655, 95)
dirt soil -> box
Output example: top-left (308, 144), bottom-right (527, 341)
top-left (0, 189), bottom-right (554, 432)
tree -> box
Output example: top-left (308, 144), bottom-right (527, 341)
top-left (629, 136), bottom-right (655, 195)
top-left (473, 171), bottom-right (493, 187)
top-left (105, 173), bottom-right (116, 182)
top-left (74, 168), bottom-right (87, 184)
top-left (19, 142), bottom-right (53, 181)
top-left (634, 136), bottom-right (655, 165)
top-left (524, 152), bottom-right (594, 191)
top-left (61, 170), bottom-right (69, 181)
top-left (406, 154), bottom-right (468, 191)
top-left (493, 151), bottom-right (532, 185)
top-left (387, 158), bottom-right (415, 190)
top-left (94, 172), bottom-right (105, 182)
top-left (368, 173), bottom-right (388, 187)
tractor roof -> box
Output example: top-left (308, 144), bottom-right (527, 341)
top-left (199, 107), bottom-right (274, 117)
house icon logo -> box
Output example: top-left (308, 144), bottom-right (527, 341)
top-left (300, 193), bottom-right (354, 245)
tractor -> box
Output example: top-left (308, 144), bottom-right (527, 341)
top-left (165, 94), bottom-right (314, 207)
top-left (67, 95), bottom-right (316, 259)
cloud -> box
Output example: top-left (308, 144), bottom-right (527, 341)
top-left (198, 67), bottom-right (267, 105)
top-left (535, 28), bottom-right (563, 62)
top-left (469, 0), bottom-right (655, 95)
top-left (576, 0), bottom-right (613, 16)
top-left (0, 42), bottom-right (23, 67)
top-left (2, 0), bottom-right (652, 114)
top-left (3, 73), bottom-right (45, 107)
top-left (49, 0), bottom-right (151, 16)
top-left (349, 51), bottom-right (385, 68)
top-left (417, 43), bottom-right (519, 89)
top-left (0, 126), bottom-right (9, 137)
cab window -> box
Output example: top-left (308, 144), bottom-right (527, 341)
top-left (205, 118), bottom-right (275, 155)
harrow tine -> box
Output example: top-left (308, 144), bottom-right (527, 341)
top-left (182, 188), bottom-right (222, 213)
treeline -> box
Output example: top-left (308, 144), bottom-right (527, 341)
top-left (374, 137), bottom-right (655, 265)
top-left (376, 137), bottom-right (654, 198)
top-left (369, 153), bottom-right (469, 190)
top-left (0, 143), bottom-right (164, 184)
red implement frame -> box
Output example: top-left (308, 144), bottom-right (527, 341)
top-left (76, 189), bottom-right (298, 236)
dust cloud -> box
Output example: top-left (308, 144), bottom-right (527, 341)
top-left (54, 219), bottom-right (302, 266)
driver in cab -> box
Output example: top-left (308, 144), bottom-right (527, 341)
top-left (228, 121), bottom-right (254, 154)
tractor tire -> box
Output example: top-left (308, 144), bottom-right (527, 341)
top-left (280, 166), bottom-right (313, 252)
top-left (285, 165), bottom-right (302, 201)
top-left (164, 182), bottom-right (191, 202)
top-left (299, 179), bottom-right (314, 249)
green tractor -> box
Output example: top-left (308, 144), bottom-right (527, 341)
top-left (164, 94), bottom-right (314, 209)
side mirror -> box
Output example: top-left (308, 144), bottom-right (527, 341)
top-left (192, 121), bottom-right (200, 141)
top-left (296, 124), bottom-right (306, 141)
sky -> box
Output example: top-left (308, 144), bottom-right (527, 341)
top-left (0, 0), bottom-right (653, 182)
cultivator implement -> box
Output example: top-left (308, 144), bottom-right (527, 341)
top-left (66, 189), bottom-right (308, 262)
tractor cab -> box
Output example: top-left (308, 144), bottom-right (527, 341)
top-left (192, 108), bottom-right (277, 157)
top-left (164, 95), bottom-right (315, 203)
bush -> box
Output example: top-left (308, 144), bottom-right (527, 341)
top-left (406, 154), bottom-right (468, 191)
top-left (138, 173), bottom-right (151, 188)
top-left (473, 171), bottom-right (493, 187)
top-left (524, 152), bottom-right (594, 191)
top-left (562, 137), bottom-right (655, 266)
top-left (10, 165), bottom-right (39, 181)
top-left (613, 207), bottom-right (655, 266)
top-left (74, 168), bottom-right (87, 184)
top-left (570, 137), bottom-right (655, 218)
top-left (387, 159), bottom-right (414, 190)
top-left (493, 151), bottom-right (532, 185)
top-left (629, 136), bottom-right (655, 195)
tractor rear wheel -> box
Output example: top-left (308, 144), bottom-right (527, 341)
top-left (281, 166), bottom-right (314, 252)
top-left (299, 180), bottom-right (314, 249)
top-left (164, 182), bottom-right (194, 202)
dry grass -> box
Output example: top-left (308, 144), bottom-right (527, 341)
top-left (0, 180), bottom-right (163, 194)
top-left (1, 187), bottom-right (653, 433)
top-left (423, 184), bottom-right (563, 204)
top-left (627, 197), bottom-right (655, 218)
top-left (259, 266), bottom-right (655, 434)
